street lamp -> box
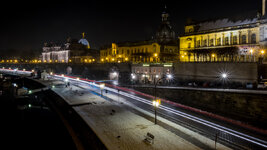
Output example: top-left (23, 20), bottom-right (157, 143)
top-left (222, 73), bottom-right (227, 79)
top-left (99, 83), bottom-right (105, 96)
top-left (152, 74), bottom-right (172, 124)
top-left (152, 99), bottom-right (160, 124)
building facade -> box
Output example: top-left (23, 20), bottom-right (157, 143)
top-left (100, 8), bottom-right (178, 63)
top-left (179, 1), bottom-right (267, 62)
top-left (41, 33), bottom-right (99, 63)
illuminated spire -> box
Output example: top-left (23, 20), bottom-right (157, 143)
top-left (82, 32), bottom-right (85, 38)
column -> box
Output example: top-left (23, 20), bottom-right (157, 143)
top-left (230, 32), bottom-right (233, 45)
top-left (208, 35), bottom-right (210, 47)
top-left (222, 33), bottom-right (224, 46)
top-left (239, 31), bottom-right (242, 45)
top-left (215, 34), bottom-right (217, 46)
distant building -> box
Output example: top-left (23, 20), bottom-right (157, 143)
top-left (179, 0), bottom-right (267, 62)
top-left (100, 7), bottom-right (178, 63)
top-left (41, 33), bottom-right (99, 63)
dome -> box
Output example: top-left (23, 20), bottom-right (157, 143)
top-left (155, 24), bottom-right (175, 42)
top-left (78, 38), bottom-right (89, 46)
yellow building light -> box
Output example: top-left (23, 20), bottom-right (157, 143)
top-left (14, 60), bottom-right (18, 63)
top-left (212, 54), bottom-right (216, 57)
top-left (118, 60), bottom-right (121, 63)
top-left (154, 53), bottom-right (158, 57)
top-left (92, 59), bottom-right (95, 61)
top-left (250, 49), bottom-right (253, 54)
top-left (184, 52), bottom-right (187, 55)
top-left (10, 60), bottom-right (13, 63)
top-left (55, 60), bottom-right (58, 63)
top-left (181, 55), bottom-right (184, 58)
top-left (118, 55), bottom-right (122, 58)
top-left (101, 58), bottom-right (104, 62)
top-left (49, 60), bottom-right (52, 63)
top-left (61, 60), bottom-right (64, 63)
top-left (84, 59), bottom-right (88, 62)
top-left (112, 58), bottom-right (115, 61)
top-left (261, 50), bottom-right (265, 54)
top-left (69, 59), bottom-right (72, 62)
top-left (106, 57), bottom-right (108, 60)
top-left (89, 59), bottom-right (92, 63)
top-left (7, 60), bottom-right (9, 63)
top-left (125, 57), bottom-right (128, 61)
top-left (44, 60), bottom-right (47, 63)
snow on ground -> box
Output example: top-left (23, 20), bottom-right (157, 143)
top-left (37, 79), bottom-right (231, 150)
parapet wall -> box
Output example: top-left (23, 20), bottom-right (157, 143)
top-left (173, 62), bottom-right (259, 83)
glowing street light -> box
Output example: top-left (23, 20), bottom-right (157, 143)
top-left (152, 99), bottom-right (161, 124)
top-left (222, 73), bottom-right (227, 79)
top-left (113, 72), bottom-right (117, 76)
top-left (156, 75), bottom-right (159, 78)
top-left (28, 90), bottom-right (32, 94)
top-left (166, 74), bottom-right (173, 79)
top-left (99, 83), bottom-right (105, 96)
top-left (131, 74), bottom-right (136, 79)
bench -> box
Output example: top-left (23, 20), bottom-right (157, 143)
top-left (144, 132), bottom-right (154, 144)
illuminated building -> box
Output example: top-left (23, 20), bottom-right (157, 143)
top-left (42, 33), bottom-right (99, 63)
top-left (179, 1), bottom-right (267, 62)
top-left (100, 7), bottom-right (178, 63)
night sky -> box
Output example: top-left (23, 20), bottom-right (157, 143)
top-left (0, 0), bottom-right (261, 53)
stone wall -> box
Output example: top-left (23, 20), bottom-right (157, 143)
top-left (173, 62), bottom-right (258, 83)
top-left (0, 63), bottom-right (131, 82)
top-left (133, 87), bottom-right (267, 129)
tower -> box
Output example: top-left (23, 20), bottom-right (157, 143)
top-left (155, 5), bottom-right (175, 43)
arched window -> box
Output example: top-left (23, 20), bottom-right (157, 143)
top-left (217, 38), bottom-right (221, 46)
top-left (153, 45), bottom-right (156, 53)
top-left (225, 37), bottom-right (229, 45)
top-left (242, 35), bottom-right (247, 44)
top-left (210, 39), bottom-right (214, 46)
top-left (196, 40), bottom-right (200, 47)
top-left (203, 39), bottom-right (207, 46)
top-left (233, 36), bottom-right (237, 45)
top-left (251, 34), bottom-right (256, 44)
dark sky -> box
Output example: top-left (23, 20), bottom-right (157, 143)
top-left (0, 0), bottom-right (262, 52)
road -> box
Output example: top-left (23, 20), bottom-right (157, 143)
top-left (1, 68), bottom-right (267, 150)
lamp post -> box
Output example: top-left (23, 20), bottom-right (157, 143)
top-left (99, 83), bottom-right (105, 96)
top-left (76, 77), bottom-right (80, 86)
top-left (153, 74), bottom-right (172, 124)
top-left (152, 99), bottom-right (160, 124)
